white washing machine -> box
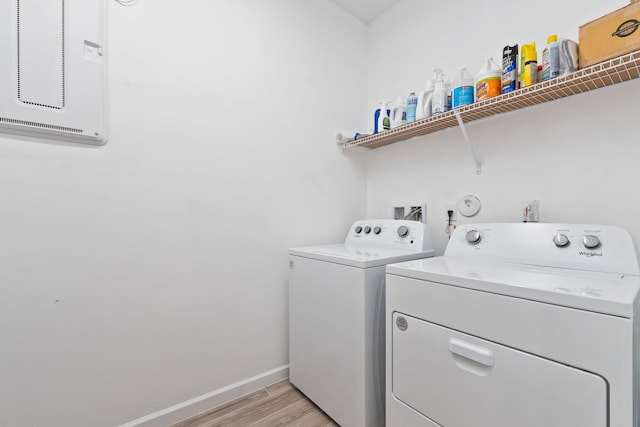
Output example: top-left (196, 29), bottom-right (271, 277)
top-left (385, 223), bottom-right (640, 427)
top-left (289, 219), bottom-right (435, 427)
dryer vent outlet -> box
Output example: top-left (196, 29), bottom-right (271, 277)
top-left (393, 203), bottom-right (427, 224)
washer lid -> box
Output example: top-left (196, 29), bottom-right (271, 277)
top-left (386, 257), bottom-right (640, 317)
top-left (289, 244), bottom-right (435, 268)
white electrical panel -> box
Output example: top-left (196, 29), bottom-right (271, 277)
top-left (0, 0), bottom-right (107, 145)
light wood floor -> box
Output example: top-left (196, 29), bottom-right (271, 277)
top-left (169, 380), bottom-right (339, 427)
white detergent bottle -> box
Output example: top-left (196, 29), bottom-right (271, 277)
top-left (431, 69), bottom-right (447, 116)
top-left (452, 67), bottom-right (474, 108)
top-left (416, 78), bottom-right (435, 120)
top-left (475, 57), bottom-right (502, 100)
top-left (390, 96), bottom-right (407, 129)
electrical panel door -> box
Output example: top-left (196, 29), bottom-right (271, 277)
top-left (0, 0), bottom-right (106, 144)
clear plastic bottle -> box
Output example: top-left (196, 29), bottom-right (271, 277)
top-left (542, 35), bottom-right (560, 81)
top-left (431, 69), bottom-right (447, 116)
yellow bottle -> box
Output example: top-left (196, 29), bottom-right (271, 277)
top-left (520, 42), bottom-right (538, 87)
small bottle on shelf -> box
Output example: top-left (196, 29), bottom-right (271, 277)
top-left (541, 35), bottom-right (560, 81)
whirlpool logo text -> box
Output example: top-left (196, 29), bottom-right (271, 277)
top-left (579, 251), bottom-right (603, 257)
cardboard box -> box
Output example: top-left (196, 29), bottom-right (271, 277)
top-left (579, 3), bottom-right (640, 68)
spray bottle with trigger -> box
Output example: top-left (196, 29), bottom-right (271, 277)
top-left (374, 101), bottom-right (390, 134)
top-left (382, 101), bottom-right (391, 131)
top-left (431, 68), bottom-right (447, 116)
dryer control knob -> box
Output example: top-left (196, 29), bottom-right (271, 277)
top-left (364, 226), bottom-right (372, 234)
top-left (465, 229), bottom-right (481, 244)
top-left (583, 235), bottom-right (601, 249)
top-left (553, 233), bottom-right (570, 247)
top-left (355, 226), bottom-right (363, 234)
top-left (374, 226), bottom-right (382, 235)
top-left (397, 225), bottom-right (409, 238)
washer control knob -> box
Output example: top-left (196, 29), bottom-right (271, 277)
top-left (374, 226), bottom-right (382, 235)
top-left (355, 226), bottom-right (363, 234)
top-left (397, 225), bottom-right (409, 238)
top-left (583, 235), bottom-right (601, 249)
top-left (364, 226), bottom-right (372, 234)
top-left (465, 229), bottom-right (481, 245)
top-left (553, 233), bottom-right (570, 247)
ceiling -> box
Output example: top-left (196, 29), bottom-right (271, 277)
top-left (328, 0), bottom-right (402, 24)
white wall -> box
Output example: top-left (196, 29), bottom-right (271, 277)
top-left (366, 0), bottom-right (640, 254)
top-left (0, 1), bottom-right (368, 426)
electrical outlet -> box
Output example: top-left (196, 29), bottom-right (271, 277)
top-left (392, 202), bottom-right (427, 224)
top-left (523, 200), bottom-right (540, 222)
top-left (446, 204), bottom-right (457, 222)
top-left (445, 203), bottom-right (457, 237)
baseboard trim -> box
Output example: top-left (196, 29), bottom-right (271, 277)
top-left (119, 365), bottom-right (289, 427)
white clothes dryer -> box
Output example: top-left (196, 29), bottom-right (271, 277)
top-left (386, 223), bottom-right (640, 427)
top-left (289, 220), bottom-right (435, 427)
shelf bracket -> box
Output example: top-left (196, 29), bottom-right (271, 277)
top-left (454, 109), bottom-right (482, 175)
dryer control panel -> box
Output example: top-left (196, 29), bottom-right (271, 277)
top-left (446, 223), bottom-right (639, 275)
top-left (347, 219), bottom-right (433, 252)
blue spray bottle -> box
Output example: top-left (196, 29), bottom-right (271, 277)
top-left (374, 102), bottom-right (382, 134)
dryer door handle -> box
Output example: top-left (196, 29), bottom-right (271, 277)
top-left (449, 338), bottom-right (494, 367)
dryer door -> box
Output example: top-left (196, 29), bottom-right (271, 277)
top-left (391, 312), bottom-right (607, 427)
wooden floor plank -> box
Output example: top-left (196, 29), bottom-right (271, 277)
top-left (169, 381), bottom-right (338, 427)
top-left (295, 408), bottom-right (338, 427)
top-left (265, 379), bottom-right (295, 396)
top-left (203, 387), bottom-right (306, 427)
top-left (246, 398), bottom-right (318, 427)
top-left (170, 388), bottom-right (270, 427)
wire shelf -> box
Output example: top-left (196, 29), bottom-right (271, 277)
top-left (344, 50), bottom-right (640, 150)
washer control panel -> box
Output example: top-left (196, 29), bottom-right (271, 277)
top-left (346, 219), bottom-right (433, 251)
top-left (446, 223), bottom-right (639, 275)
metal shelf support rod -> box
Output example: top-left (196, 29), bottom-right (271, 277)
top-left (454, 109), bottom-right (482, 175)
